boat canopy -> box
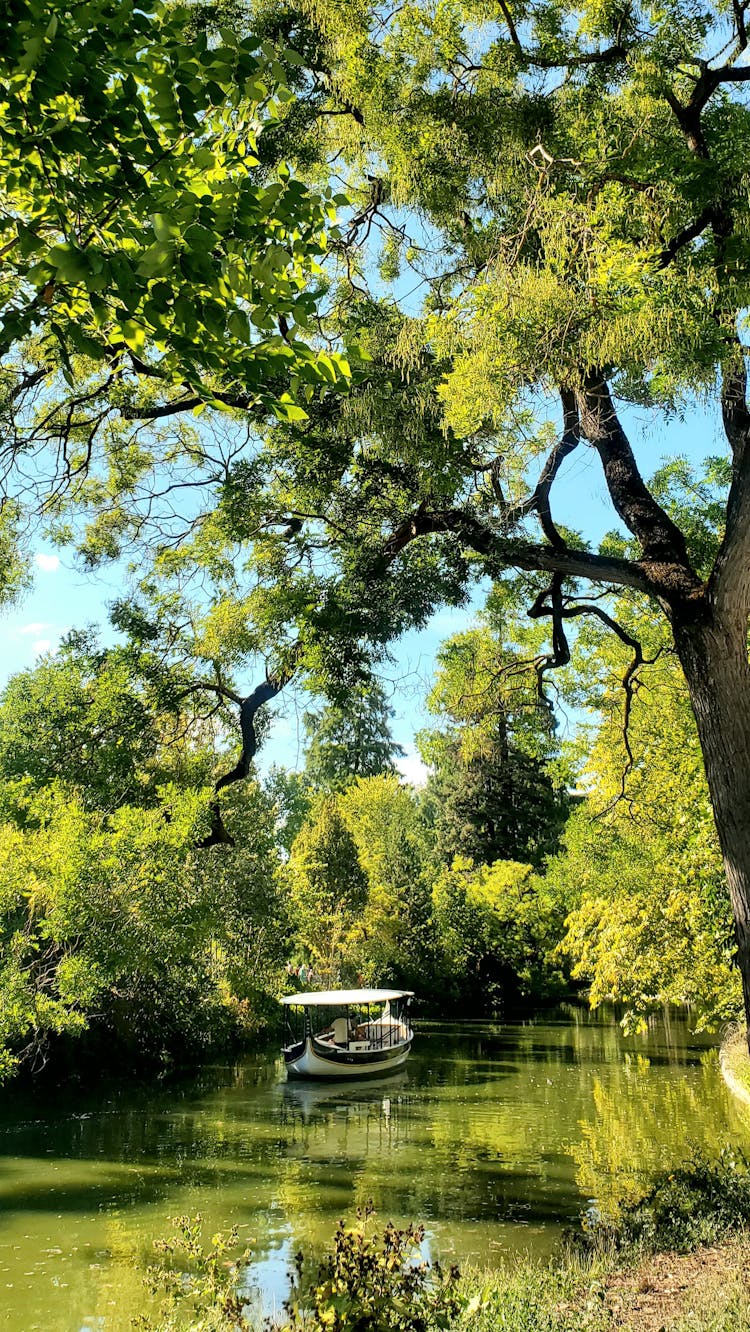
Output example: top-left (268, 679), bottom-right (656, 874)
top-left (280, 988), bottom-right (413, 1007)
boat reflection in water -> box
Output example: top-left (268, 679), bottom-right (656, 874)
top-left (279, 1069), bottom-right (409, 1120)
top-left (281, 988), bottom-right (414, 1079)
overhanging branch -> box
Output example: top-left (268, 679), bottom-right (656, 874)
top-left (381, 503), bottom-right (656, 594)
top-left (529, 587), bottom-right (666, 796)
top-left (512, 387), bottom-right (580, 547)
top-left (198, 650), bottom-right (302, 848)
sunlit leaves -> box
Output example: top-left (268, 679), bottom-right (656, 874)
top-left (0, 0), bottom-right (350, 411)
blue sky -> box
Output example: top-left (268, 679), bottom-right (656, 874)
top-left (0, 394), bottom-right (726, 784)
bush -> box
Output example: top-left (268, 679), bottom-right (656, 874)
top-left (279, 1203), bottom-right (462, 1332)
top-left (584, 1149), bottom-right (750, 1254)
top-left (135, 1214), bottom-right (253, 1332)
top-left (138, 1206), bottom-right (462, 1332)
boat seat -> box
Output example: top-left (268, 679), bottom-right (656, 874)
top-left (331, 1016), bottom-right (349, 1046)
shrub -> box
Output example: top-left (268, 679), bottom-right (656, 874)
top-left (278, 1202), bottom-right (462, 1332)
top-left (135, 1214), bottom-right (253, 1331)
top-left (137, 1206), bottom-right (462, 1332)
top-left (583, 1148), bottom-right (750, 1254)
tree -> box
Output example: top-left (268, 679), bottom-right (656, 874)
top-left (431, 857), bottom-right (568, 1011)
top-left (264, 764), bottom-right (312, 854)
top-left (338, 775), bottom-right (436, 991)
top-left (419, 625), bottom-right (571, 867)
top-left (0, 631), bottom-right (164, 811)
top-left (303, 679), bottom-right (405, 792)
top-left (0, 779), bottom-right (277, 1076)
top-left (0, 635), bottom-right (288, 1077)
top-left (237, 0), bottom-right (750, 1036)
top-left (8, 0), bottom-right (750, 1038)
top-left (551, 592), bottom-right (741, 1032)
top-left (424, 739), bottom-right (569, 869)
top-left (285, 797), bottom-right (368, 982)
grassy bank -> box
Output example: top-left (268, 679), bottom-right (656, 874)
top-left (720, 1024), bottom-right (750, 1105)
top-left (455, 1240), bottom-right (750, 1332)
top-left (141, 1235), bottom-right (750, 1332)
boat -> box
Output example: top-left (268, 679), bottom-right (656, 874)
top-left (280, 987), bottom-right (414, 1079)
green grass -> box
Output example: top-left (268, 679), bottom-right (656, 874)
top-left (450, 1254), bottom-right (611, 1332)
top-left (452, 1245), bottom-right (750, 1332)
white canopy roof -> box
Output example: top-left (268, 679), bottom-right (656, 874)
top-left (280, 988), bottom-right (413, 1006)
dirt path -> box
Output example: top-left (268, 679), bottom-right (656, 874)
top-left (604, 1241), bottom-right (750, 1330)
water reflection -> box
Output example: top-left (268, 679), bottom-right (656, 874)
top-left (0, 1008), bottom-right (748, 1331)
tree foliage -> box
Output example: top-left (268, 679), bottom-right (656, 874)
top-left (0, 640), bottom-right (288, 1077)
top-left (0, 630), bottom-right (166, 810)
top-left (4, 0), bottom-right (750, 1063)
top-left (0, 0), bottom-right (349, 414)
top-left (284, 796), bottom-right (368, 982)
top-left (303, 678), bottom-right (405, 793)
top-left (419, 624), bottom-right (571, 867)
top-left (554, 607), bottom-right (741, 1032)
top-left (431, 856), bottom-right (569, 1009)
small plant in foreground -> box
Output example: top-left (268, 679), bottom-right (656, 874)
top-left (276, 1202), bottom-right (462, 1332)
top-left (135, 1213), bottom-right (254, 1331)
top-left (136, 1206), bottom-right (461, 1332)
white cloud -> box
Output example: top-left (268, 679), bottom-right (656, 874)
top-left (18, 621), bottom-right (50, 636)
top-left (32, 639), bottom-right (52, 656)
top-left (33, 553), bottom-right (60, 572)
top-left (396, 752), bottom-right (429, 788)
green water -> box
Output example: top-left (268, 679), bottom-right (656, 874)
top-left (1, 1006), bottom-right (749, 1331)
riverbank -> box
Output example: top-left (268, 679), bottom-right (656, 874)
top-left (720, 1024), bottom-right (750, 1106)
top-left (140, 1149), bottom-right (750, 1332)
top-left (454, 1238), bottom-right (750, 1332)
top-left (144, 1222), bottom-right (750, 1332)
top-left (453, 1147), bottom-right (750, 1331)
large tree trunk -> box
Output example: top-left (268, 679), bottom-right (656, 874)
top-left (673, 609), bottom-right (750, 1036)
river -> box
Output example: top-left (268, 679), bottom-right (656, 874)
top-left (1, 1006), bottom-right (749, 1331)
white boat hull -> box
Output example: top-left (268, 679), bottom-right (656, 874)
top-left (285, 1035), bottom-right (412, 1079)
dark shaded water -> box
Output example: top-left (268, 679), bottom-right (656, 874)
top-left (1, 1007), bottom-right (748, 1330)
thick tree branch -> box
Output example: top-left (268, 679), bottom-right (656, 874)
top-left (662, 59), bottom-right (750, 621)
top-left (514, 388), bottom-right (580, 546)
top-left (733, 0), bottom-right (749, 50)
top-left (382, 503), bottom-right (677, 596)
top-left (198, 652), bottom-right (301, 848)
top-left (526, 573), bottom-right (571, 709)
top-left (720, 347), bottom-right (750, 459)
top-left (576, 375), bottom-right (701, 594)
top-left (657, 204), bottom-right (716, 269)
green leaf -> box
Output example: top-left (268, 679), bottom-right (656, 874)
top-left (272, 400), bottom-right (309, 422)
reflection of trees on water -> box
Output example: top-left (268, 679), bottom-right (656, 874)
top-left (569, 1050), bottom-right (740, 1217)
top-left (2, 1012), bottom-right (749, 1332)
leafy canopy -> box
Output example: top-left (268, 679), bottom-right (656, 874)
top-left (0, 0), bottom-right (350, 414)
